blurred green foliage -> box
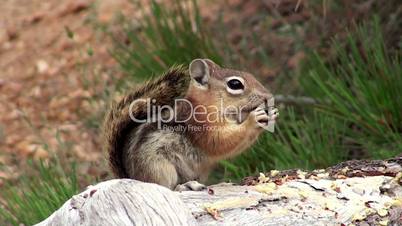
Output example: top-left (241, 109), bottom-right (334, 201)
top-left (0, 161), bottom-right (79, 225)
top-left (302, 18), bottom-right (402, 158)
top-left (112, 0), bottom-right (222, 81)
top-left (220, 18), bottom-right (401, 180)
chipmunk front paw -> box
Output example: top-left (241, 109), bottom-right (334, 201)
top-left (251, 106), bottom-right (269, 127)
top-left (267, 107), bottom-right (279, 121)
top-left (250, 106), bottom-right (279, 130)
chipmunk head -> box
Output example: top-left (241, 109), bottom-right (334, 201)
top-left (187, 58), bottom-right (273, 124)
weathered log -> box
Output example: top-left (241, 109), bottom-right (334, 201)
top-left (37, 158), bottom-right (402, 226)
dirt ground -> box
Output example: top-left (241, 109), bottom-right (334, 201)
top-left (0, 0), bottom-right (141, 183)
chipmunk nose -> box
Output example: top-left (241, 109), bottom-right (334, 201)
top-left (264, 94), bottom-right (274, 107)
top-left (257, 92), bottom-right (273, 106)
top-left (258, 94), bottom-right (273, 115)
top-left (251, 91), bottom-right (273, 111)
top-left (249, 92), bottom-right (272, 108)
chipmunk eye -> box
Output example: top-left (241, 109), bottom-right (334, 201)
top-left (227, 79), bottom-right (244, 90)
top-left (226, 77), bottom-right (245, 95)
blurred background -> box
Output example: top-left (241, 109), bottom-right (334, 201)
top-left (0, 0), bottom-right (401, 224)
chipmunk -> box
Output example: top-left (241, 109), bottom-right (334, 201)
top-left (103, 59), bottom-right (278, 190)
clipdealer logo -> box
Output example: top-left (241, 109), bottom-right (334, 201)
top-left (128, 97), bottom-right (276, 132)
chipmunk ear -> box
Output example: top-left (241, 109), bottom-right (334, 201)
top-left (189, 59), bottom-right (210, 88)
top-left (202, 58), bottom-right (218, 67)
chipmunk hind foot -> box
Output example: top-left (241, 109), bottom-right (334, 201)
top-left (174, 181), bottom-right (207, 192)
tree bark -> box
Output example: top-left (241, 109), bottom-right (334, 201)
top-left (37, 158), bottom-right (402, 226)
